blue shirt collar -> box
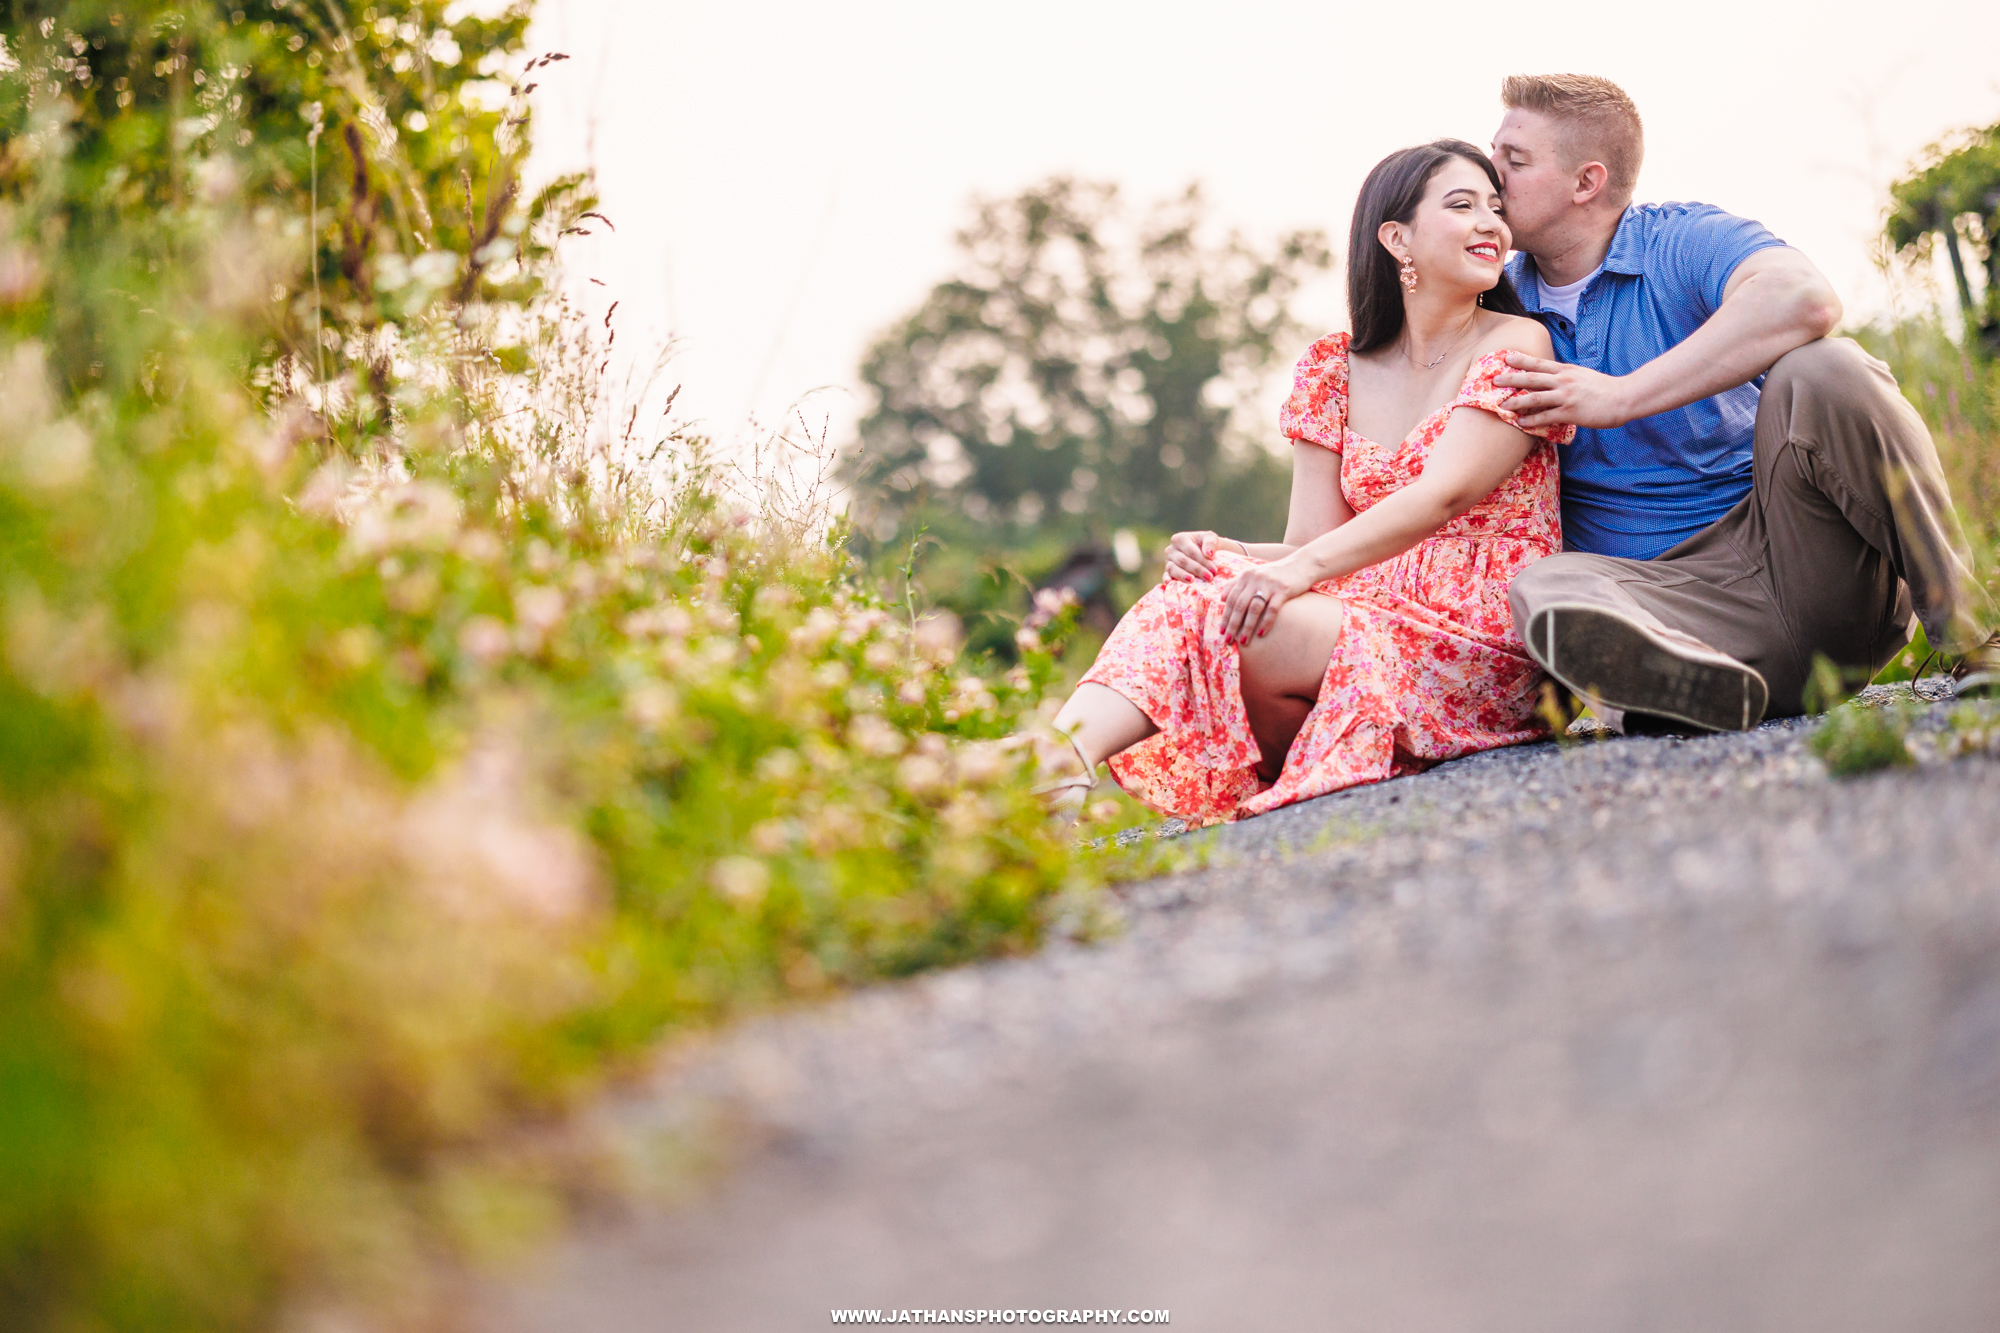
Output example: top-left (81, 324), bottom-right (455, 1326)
top-left (1508, 205), bottom-right (1644, 298)
top-left (1600, 205), bottom-right (1645, 275)
top-left (1506, 252), bottom-right (1545, 313)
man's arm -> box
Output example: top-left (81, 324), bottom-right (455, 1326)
top-left (1496, 246), bottom-right (1842, 431)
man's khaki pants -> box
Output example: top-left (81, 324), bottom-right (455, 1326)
top-left (1508, 337), bottom-right (1988, 718)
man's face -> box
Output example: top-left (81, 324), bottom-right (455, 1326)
top-left (1490, 108), bottom-right (1573, 255)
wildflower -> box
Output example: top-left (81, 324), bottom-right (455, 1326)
top-left (408, 249), bottom-right (460, 292)
top-left (403, 742), bottom-right (600, 923)
top-left (940, 793), bottom-right (995, 839)
top-left (952, 742), bottom-right (1011, 786)
top-left (806, 803), bottom-right (865, 853)
top-left (896, 677), bottom-right (928, 706)
top-left (752, 584), bottom-right (797, 614)
top-left (848, 713), bottom-right (905, 758)
top-left (896, 753), bottom-right (947, 795)
top-left (708, 856), bottom-right (770, 906)
top-left (15, 418), bottom-right (91, 490)
top-left (0, 242), bottom-right (42, 307)
top-left (937, 840), bottom-right (995, 880)
top-left (457, 529), bottom-right (504, 563)
top-left (756, 749), bottom-right (802, 782)
top-left (346, 480), bottom-right (461, 555)
top-left (193, 155), bottom-right (240, 202)
top-left (624, 683), bottom-right (679, 732)
top-left (514, 585), bottom-right (564, 636)
top-left (457, 615), bottom-right (511, 666)
top-left (748, 819), bottom-right (796, 855)
top-left (1024, 585), bottom-right (1077, 629)
top-left (296, 458), bottom-right (354, 516)
top-left (330, 625), bottom-right (380, 669)
top-left (385, 566), bottom-right (439, 615)
top-left (913, 611), bottom-right (964, 665)
top-left (863, 640), bottom-right (898, 672)
top-left (790, 606), bottom-right (839, 652)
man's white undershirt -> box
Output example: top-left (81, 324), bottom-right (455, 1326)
top-left (1533, 264), bottom-right (1602, 322)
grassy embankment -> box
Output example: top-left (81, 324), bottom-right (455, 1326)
top-left (0, 11), bottom-right (1160, 1330)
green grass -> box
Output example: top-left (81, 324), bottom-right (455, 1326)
top-left (0, 16), bottom-right (1157, 1330)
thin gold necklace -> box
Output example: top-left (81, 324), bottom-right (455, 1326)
top-left (1405, 310), bottom-right (1480, 370)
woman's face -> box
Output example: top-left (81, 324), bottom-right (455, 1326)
top-left (1381, 156), bottom-right (1511, 298)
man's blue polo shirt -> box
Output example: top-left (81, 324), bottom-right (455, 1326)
top-left (1505, 202), bottom-right (1788, 560)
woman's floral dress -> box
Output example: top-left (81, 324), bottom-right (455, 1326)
top-left (1080, 331), bottom-right (1574, 825)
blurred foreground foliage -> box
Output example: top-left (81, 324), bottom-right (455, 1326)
top-left (0, 8), bottom-right (1133, 1328)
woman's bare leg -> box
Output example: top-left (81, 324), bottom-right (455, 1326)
top-left (1238, 593), bottom-right (1345, 782)
top-left (1052, 682), bottom-right (1158, 770)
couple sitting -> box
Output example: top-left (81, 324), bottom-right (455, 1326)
top-left (1039, 73), bottom-right (1997, 826)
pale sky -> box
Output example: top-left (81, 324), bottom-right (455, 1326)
top-left (524, 0), bottom-right (2000, 450)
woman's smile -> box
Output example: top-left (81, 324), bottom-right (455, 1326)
top-left (1466, 241), bottom-right (1501, 263)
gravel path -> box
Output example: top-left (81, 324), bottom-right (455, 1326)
top-left (479, 686), bottom-right (2000, 1333)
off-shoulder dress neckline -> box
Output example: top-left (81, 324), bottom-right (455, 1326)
top-left (1332, 330), bottom-right (1512, 453)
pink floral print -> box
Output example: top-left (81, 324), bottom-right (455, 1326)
top-left (1080, 332), bottom-right (1574, 825)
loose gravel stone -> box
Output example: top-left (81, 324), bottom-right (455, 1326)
top-left (479, 684), bottom-right (2000, 1333)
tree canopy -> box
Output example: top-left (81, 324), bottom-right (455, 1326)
top-left (1886, 120), bottom-right (2000, 352)
top-left (849, 178), bottom-right (1331, 549)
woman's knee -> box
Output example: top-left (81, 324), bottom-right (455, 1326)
top-left (1239, 594), bottom-right (1342, 697)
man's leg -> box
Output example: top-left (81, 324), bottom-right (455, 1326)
top-left (1508, 553), bottom-right (1772, 732)
top-left (1512, 337), bottom-right (1989, 725)
top-left (1751, 337), bottom-right (1988, 669)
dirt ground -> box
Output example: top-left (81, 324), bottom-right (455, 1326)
top-left (476, 687), bottom-right (2000, 1333)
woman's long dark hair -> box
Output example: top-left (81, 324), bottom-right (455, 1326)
top-left (1348, 139), bottom-right (1529, 353)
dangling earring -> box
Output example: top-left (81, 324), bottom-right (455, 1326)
top-left (1398, 255), bottom-right (1418, 293)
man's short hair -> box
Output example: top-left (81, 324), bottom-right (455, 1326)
top-left (1501, 73), bottom-right (1644, 203)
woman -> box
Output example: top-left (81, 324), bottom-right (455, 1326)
top-left (1037, 140), bottom-right (1574, 825)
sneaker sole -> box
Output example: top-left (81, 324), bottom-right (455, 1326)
top-left (1527, 604), bottom-right (1769, 733)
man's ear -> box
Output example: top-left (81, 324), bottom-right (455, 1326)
top-left (1571, 161), bottom-right (1610, 207)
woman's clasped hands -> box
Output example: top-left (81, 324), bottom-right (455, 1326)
top-left (1161, 529), bottom-right (1228, 583)
top-left (1218, 556), bottom-right (1312, 645)
top-left (1161, 530), bottom-right (1311, 645)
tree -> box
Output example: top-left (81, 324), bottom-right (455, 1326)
top-left (849, 178), bottom-right (1331, 549)
top-left (1886, 120), bottom-right (2000, 353)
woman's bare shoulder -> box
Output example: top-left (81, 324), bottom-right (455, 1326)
top-left (1473, 312), bottom-right (1554, 359)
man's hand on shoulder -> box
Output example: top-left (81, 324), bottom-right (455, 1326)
top-left (1495, 352), bottom-right (1638, 431)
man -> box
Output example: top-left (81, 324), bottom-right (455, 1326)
top-left (1488, 73), bottom-right (1996, 731)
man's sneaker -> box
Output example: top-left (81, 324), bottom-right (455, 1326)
top-left (1525, 603), bottom-right (1769, 733)
top-left (1950, 630), bottom-right (2000, 699)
